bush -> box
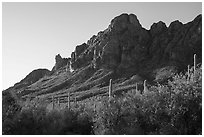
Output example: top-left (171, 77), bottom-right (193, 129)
top-left (94, 65), bottom-right (202, 135)
top-left (166, 65), bottom-right (202, 135)
top-left (3, 102), bottom-right (94, 135)
top-left (2, 91), bottom-right (22, 134)
top-left (3, 65), bottom-right (201, 135)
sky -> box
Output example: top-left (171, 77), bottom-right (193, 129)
top-left (2, 2), bottom-right (202, 90)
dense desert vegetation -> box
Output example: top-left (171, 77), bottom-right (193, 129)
top-left (2, 65), bottom-right (202, 135)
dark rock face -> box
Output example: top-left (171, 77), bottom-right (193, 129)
top-left (75, 43), bottom-right (89, 57)
top-left (159, 14), bottom-right (202, 68)
top-left (150, 21), bottom-right (167, 37)
top-left (71, 43), bottom-right (90, 70)
top-left (69, 13), bottom-right (201, 79)
top-left (70, 13), bottom-right (151, 71)
top-left (53, 54), bottom-right (70, 71)
top-left (4, 13), bottom-right (202, 99)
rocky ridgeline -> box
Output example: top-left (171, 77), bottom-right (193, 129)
top-left (2, 13), bottom-right (202, 103)
top-left (53, 13), bottom-right (201, 78)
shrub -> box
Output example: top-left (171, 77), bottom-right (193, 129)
top-left (2, 91), bottom-right (22, 134)
top-left (166, 65), bottom-right (202, 135)
top-left (3, 65), bottom-right (201, 135)
top-left (94, 65), bottom-right (202, 135)
top-left (3, 102), bottom-right (94, 135)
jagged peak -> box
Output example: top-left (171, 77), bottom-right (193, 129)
top-left (128, 13), bottom-right (142, 27)
top-left (150, 21), bottom-right (167, 29)
top-left (168, 20), bottom-right (183, 32)
top-left (150, 21), bottom-right (167, 36)
top-left (53, 54), bottom-right (69, 71)
top-left (70, 13), bottom-right (201, 72)
top-left (109, 13), bottom-right (142, 32)
top-left (55, 54), bottom-right (62, 60)
top-left (169, 20), bottom-right (183, 26)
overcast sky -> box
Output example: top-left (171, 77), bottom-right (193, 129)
top-left (2, 2), bottom-right (202, 90)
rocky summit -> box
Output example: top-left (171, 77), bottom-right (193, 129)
top-left (70, 13), bottom-right (201, 76)
top-left (3, 13), bottom-right (202, 101)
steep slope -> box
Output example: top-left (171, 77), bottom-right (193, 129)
top-left (3, 13), bottom-right (202, 102)
top-left (69, 13), bottom-right (201, 78)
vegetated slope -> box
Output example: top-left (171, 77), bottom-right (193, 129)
top-left (2, 64), bottom-right (202, 135)
top-left (3, 13), bottom-right (202, 103)
top-left (15, 69), bottom-right (51, 87)
top-left (3, 69), bottom-right (50, 95)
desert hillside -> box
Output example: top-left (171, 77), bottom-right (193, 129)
top-left (2, 13), bottom-right (202, 135)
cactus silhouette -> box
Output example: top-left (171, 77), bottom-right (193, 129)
top-left (58, 97), bottom-right (60, 106)
top-left (143, 80), bottom-right (148, 94)
top-left (109, 79), bottom-right (112, 99)
top-left (67, 92), bottom-right (70, 110)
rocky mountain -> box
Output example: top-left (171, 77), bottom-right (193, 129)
top-left (70, 13), bottom-right (201, 78)
top-left (3, 13), bottom-right (202, 101)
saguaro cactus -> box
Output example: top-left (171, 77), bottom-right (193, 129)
top-left (143, 80), bottom-right (148, 94)
top-left (194, 54), bottom-right (196, 76)
top-left (109, 79), bottom-right (112, 99)
top-left (93, 103), bottom-right (96, 112)
top-left (67, 92), bottom-right (70, 110)
top-left (58, 97), bottom-right (60, 106)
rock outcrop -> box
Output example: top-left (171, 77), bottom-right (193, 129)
top-left (68, 13), bottom-right (201, 79)
top-left (149, 14), bottom-right (202, 69)
top-left (70, 13), bottom-right (151, 72)
top-left (3, 13), bottom-right (202, 100)
top-left (52, 54), bottom-right (70, 71)
top-left (71, 43), bottom-right (90, 70)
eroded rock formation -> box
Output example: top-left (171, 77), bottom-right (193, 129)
top-left (52, 54), bottom-right (70, 71)
top-left (68, 13), bottom-right (201, 77)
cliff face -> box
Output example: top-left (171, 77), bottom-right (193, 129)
top-left (4, 13), bottom-right (202, 99)
top-left (149, 15), bottom-right (202, 69)
top-left (69, 13), bottom-right (201, 77)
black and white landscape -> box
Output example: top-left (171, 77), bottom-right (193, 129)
top-left (2, 2), bottom-right (202, 135)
